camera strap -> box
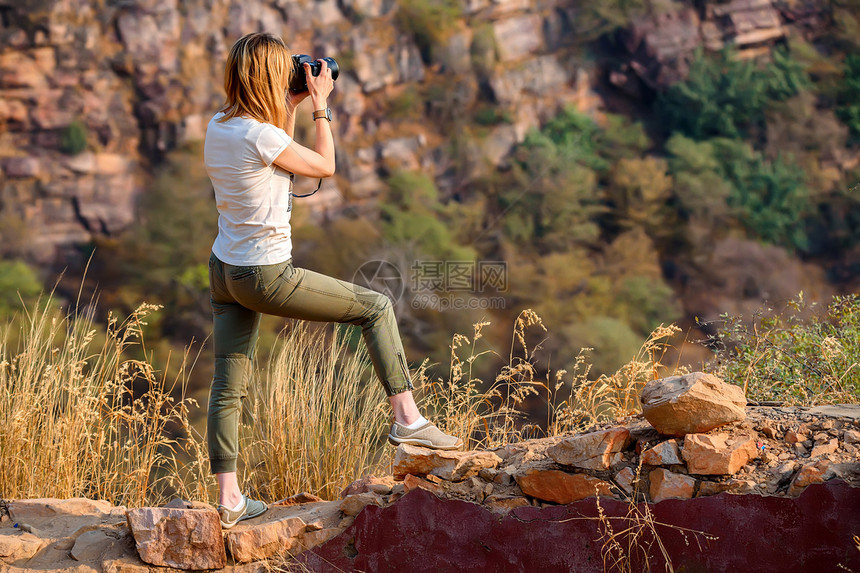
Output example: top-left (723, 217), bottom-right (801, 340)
top-left (288, 173), bottom-right (323, 198)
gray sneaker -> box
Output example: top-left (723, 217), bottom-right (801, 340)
top-left (218, 495), bottom-right (268, 529)
top-left (388, 420), bottom-right (464, 450)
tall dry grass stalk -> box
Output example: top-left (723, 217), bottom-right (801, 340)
top-left (419, 309), bottom-right (681, 449)
top-left (0, 297), bottom-right (210, 507)
top-left (549, 323), bottom-right (682, 436)
top-left (239, 322), bottom-right (389, 501)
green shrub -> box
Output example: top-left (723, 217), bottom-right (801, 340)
top-left (708, 294), bottom-right (860, 405)
top-left (658, 47), bottom-right (809, 140)
top-left (0, 260), bottom-right (43, 317)
top-left (666, 135), bottom-right (813, 251)
top-left (470, 23), bottom-right (497, 79)
top-left (60, 120), bottom-right (88, 155)
top-left (473, 106), bottom-right (512, 126)
top-left (836, 53), bottom-right (860, 140)
top-left (395, 0), bottom-right (462, 64)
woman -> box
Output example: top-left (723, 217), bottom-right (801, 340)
top-left (203, 32), bottom-right (462, 529)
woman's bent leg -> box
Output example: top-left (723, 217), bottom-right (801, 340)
top-left (245, 263), bottom-right (415, 397)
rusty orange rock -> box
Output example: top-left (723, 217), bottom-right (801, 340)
top-left (340, 475), bottom-right (397, 498)
top-left (225, 515), bottom-right (309, 563)
top-left (126, 507), bottom-right (226, 570)
top-left (338, 493), bottom-right (384, 517)
top-left (810, 439), bottom-right (839, 458)
top-left (641, 372), bottom-right (746, 437)
top-left (788, 461), bottom-right (831, 497)
top-left (403, 474), bottom-right (443, 495)
top-left (515, 469), bottom-right (612, 504)
top-left (392, 444), bottom-right (502, 481)
top-left (641, 439), bottom-right (682, 466)
top-left (546, 427), bottom-right (631, 470)
top-left (682, 433), bottom-right (758, 475)
top-left (649, 468), bottom-right (696, 503)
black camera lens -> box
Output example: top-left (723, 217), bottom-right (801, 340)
top-left (289, 54), bottom-right (339, 93)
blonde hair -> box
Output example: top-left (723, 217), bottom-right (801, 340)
top-left (218, 32), bottom-right (293, 128)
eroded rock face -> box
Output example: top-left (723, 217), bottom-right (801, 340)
top-left (682, 433), bottom-right (758, 475)
top-left (546, 428), bottom-right (630, 470)
top-left (126, 507), bottom-right (226, 570)
top-left (515, 469), bottom-right (612, 504)
top-left (392, 444), bottom-right (502, 481)
top-left (641, 372), bottom-right (747, 436)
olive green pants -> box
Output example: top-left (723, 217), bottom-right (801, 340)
top-left (207, 252), bottom-right (413, 474)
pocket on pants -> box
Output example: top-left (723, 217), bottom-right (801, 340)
top-left (227, 266), bottom-right (264, 297)
top-left (229, 266), bottom-right (258, 280)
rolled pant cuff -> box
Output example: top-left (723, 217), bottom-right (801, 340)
top-left (210, 457), bottom-right (238, 474)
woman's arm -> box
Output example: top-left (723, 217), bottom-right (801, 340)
top-left (274, 60), bottom-right (335, 178)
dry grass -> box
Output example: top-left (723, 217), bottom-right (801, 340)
top-left (419, 309), bottom-right (680, 449)
top-left (238, 322), bottom-right (389, 501)
top-left (0, 296), bottom-right (210, 507)
top-left (0, 298), bottom-right (682, 507)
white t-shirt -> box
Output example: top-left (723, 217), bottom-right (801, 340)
top-left (204, 111), bottom-right (294, 265)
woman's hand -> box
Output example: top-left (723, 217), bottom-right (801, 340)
top-left (287, 89), bottom-right (309, 110)
top-left (305, 60), bottom-right (334, 109)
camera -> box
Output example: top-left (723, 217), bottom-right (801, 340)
top-left (289, 54), bottom-right (339, 93)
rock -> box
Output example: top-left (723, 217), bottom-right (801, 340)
top-left (623, 6), bottom-right (702, 89)
top-left (768, 461), bottom-right (798, 487)
top-left (844, 429), bottom-right (860, 444)
top-left (794, 442), bottom-right (809, 457)
top-left (788, 460), bottom-right (830, 496)
top-left (338, 493), bottom-right (384, 517)
top-left (126, 507), bottom-right (226, 569)
top-left (614, 467), bottom-right (637, 494)
top-left (392, 444), bottom-right (502, 481)
top-left (641, 439), bottom-right (682, 465)
top-left (493, 14), bottom-right (543, 61)
top-left (102, 555), bottom-right (154, 573)
top-left (697, 479), bottom-right (756, 497)
top-left (298, 527), bottom-right (342, 552)
top-left (810, 438), bottom-right (839, 458)
top-left (641, 372), bottom-right (747, 437)
top-left (70, 529), bottom-right (118, 562)
top-left (8, 498), bottom-right (119, 521)
top-left (3, 157), bottom-right (41, 178)
top-left (273, 492), bottom-right (326, 506)
top-left (0, 531), bottom-right (44, 562)
top-left (547, 428), bottom-right (631, 470)
top-left (649, 468), bottom-right (696, 503)
top-left (761, 424), bottom-right (779, 439)
top-left (682, 433), bottom-right (758, 475)
top-left (515, 469), bottom-right (612, 504)
top-left (403, 474), bottom-right (442, 495)
top-left (785, 430), bottom-right (806, 444)
top-left (162, 499), bottom-right (211, 510)
top-left (340, 475), bottom-right (397, 498)
top-left (483, 495), bottom-right (531, 514)
top-left (224, 516), bottom-right (308, 563)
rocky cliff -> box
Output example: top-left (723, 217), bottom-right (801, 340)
top-left (0, 0), bottom-right (835, 264)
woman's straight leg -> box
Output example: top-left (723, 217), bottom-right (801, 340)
top-left (208, 254), bottom-right (262, 475)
